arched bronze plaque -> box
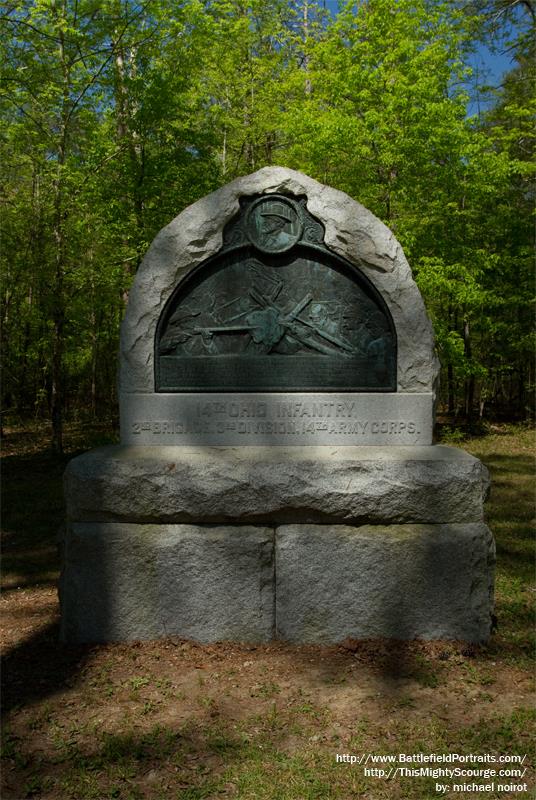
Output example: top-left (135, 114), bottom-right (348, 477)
top-left (155, 195), bottom-right (396, 392)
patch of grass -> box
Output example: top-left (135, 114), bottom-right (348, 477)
top-left (227, 750), bottom-right (333, 800)
top-left (141, 700), bottom-right (159, 716)
top-left (154, 677), bottom-right (173, 693)
top-left (128, 676), bottom-right (150, 691)
top-left (396, 695), bottom-right (416, 708)
top-left (220, 714), bottom-right (457, 799)
top-left (409, 653), bottom-right (443, 688)
top-left (3, 707), bottom-right (535, 799)
top-left (1, 422), bottom-right (118, 590)
top-left (438, 426), bottom-right (467, 444)
top-left (198, 695), bottom-right (216, 710)
top-left (252, 681), bottom-right (282, 699)
top-left (23, 774), bottom-right (53, 797)
top-left (458, 707), bottom-right (536, 757)
top-left (462, 661), bottom-right (492, 686)
top-left (458, 425), bottom-right (536, 667)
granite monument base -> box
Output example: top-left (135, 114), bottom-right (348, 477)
top-left (60, 445), bottom-right (495, 644)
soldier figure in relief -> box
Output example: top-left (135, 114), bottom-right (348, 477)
top-left (257, 205), bottom-right (295, 251)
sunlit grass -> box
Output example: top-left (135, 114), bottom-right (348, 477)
top-left (460, 425), bottom-right (535, 666)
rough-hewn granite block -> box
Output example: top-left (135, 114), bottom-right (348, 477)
top-left (59, 524), bottom-right (274, 643)
top-left (275, 523), bottom-right (495, 644)
top-left (64, 444), bottom-right (490, 525)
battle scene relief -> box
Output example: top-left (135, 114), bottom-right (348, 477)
top-left (155, 195), bottom-right (396, 392)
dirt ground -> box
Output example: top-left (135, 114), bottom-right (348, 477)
top-left (2, 587), bottom-right (534, 799)
top-left (1, 423), bottom-right (535, 799)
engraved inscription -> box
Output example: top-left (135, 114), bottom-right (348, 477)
top-left (131, 407), bottom-right (420, 439)
top-left (121, 393), bottom-right (433, 445)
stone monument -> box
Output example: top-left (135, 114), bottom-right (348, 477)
top-left (61, 167), bottom-right (495, 644)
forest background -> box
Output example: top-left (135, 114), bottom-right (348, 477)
top-left (1, 0), bottom-right (534, 453)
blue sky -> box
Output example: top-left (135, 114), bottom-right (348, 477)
top-left (471, 44), bottom-right (517, 85)
top-left (318, 0), bottom-right (520, 114)
top-left (466, 43), bottom-right (516, 114)
top-left (318, 1), bottom-right (518, 85)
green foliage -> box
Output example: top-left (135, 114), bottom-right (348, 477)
top-left (1, 0), bottom-right (534, 428)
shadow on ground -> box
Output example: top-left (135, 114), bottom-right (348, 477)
top-left (1, 622), bottom-right (93, 716)
top-left (1, 428), bottom-right (533, 718)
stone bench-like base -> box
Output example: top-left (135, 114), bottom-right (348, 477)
top-left (64, 445), bottom-right (489, 525)
top-left (61, 444), bottom-right (494, 644)
top-left (59, 521), bottom-right (495, 644)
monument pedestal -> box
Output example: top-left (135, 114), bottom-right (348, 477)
top-left (60, 445), bottom-right (495, 644)
top-left (61, 167), bottom-right (496, 645)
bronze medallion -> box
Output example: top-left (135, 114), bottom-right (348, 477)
top-left (245, 196), bottom-right (302, 254)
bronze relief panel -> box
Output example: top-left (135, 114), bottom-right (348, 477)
top-left (155, 195), bottom-right (396, 392)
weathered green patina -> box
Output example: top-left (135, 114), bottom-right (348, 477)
top-left (155, 194), bottom-right (396, 392)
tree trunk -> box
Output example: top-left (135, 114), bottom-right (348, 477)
top-left (303, 0), bottom-right (312, 96)
top-left (114, 34), bottom-right (144, 301)
top-left (463, 318), bottom-right (474, 422)
top-left (50, 0), bottom-right (69, 454)
top-left (90, 266), bottom-right (98, 418)
top-left (447, 362), bottom-right (455, 415)
top-left (18, 285), bottom-right (33, 417)
top-left (447, 304), bottom-right (455, 413)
